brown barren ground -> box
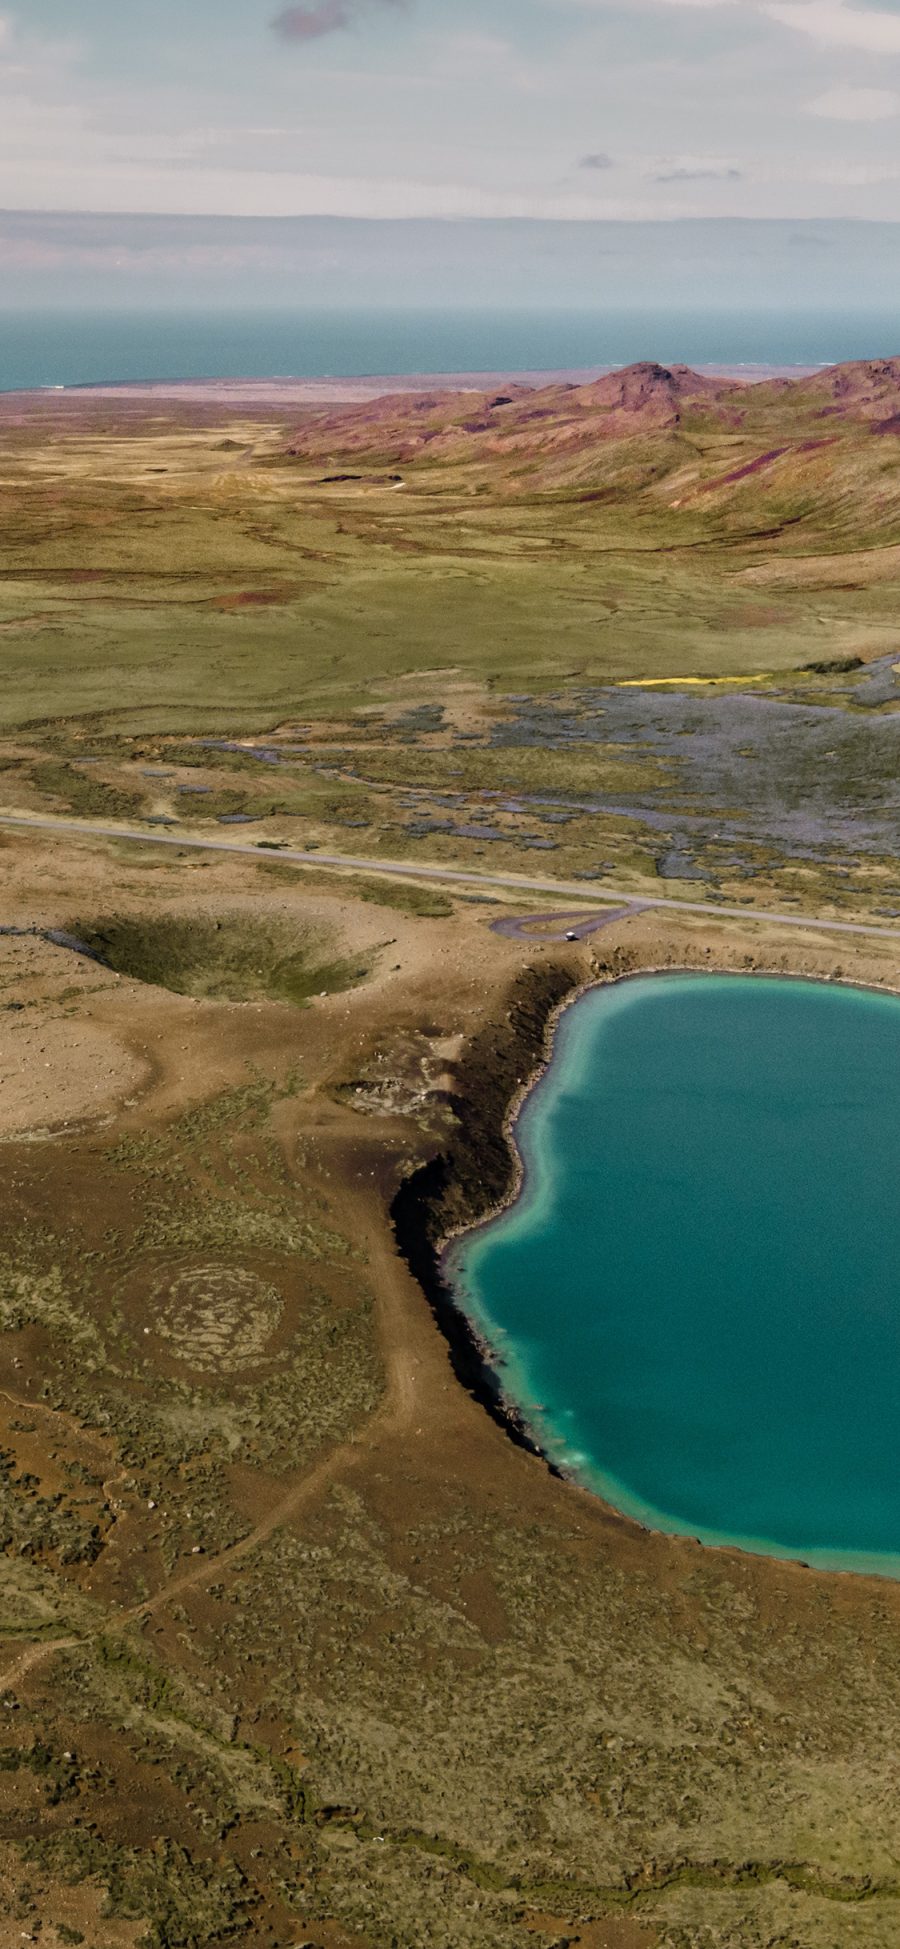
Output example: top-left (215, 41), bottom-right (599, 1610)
top-left (1, 817), bottom-right (900, 1948)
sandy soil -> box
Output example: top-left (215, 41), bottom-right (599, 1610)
top-left (0, 824), bottom-right (507, 1141)
top-left (0, 1859), bottom-right (143, 1949)
top-left (0, 932), bottom-right (147, 1139)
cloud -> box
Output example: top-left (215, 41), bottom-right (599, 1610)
top-left (762, 1), bottom-right (900, 53)
top-left (653, 0), bottom-right (900, 49)
top-left (655, 163), bottom-right (743, 181)
top-left (808, 85), bottom-right (900, 122)
top-left (271, 0), bottom-right (406, 41)
top-left (579, 151), bottom-right (614, 170)
top-left (271, 2), bottom-right (353, 38)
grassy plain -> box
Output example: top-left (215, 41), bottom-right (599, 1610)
top-left (1, 373), bottom-right (900, 736)
top-left (3, 368), bottom-right (900, 1948)
top-left (4, 371), bottom-right (900, 919)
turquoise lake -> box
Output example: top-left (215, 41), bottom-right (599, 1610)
top-left (446, 974), bottom-right (900, 1576)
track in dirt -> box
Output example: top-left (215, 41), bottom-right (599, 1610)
top-left (0, 1212), bottom-right (422, 1690)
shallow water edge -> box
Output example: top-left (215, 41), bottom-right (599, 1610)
top-left (393, 935), bottom-right (900, 1582)
top-left (392, 961), bottom-right (576, 1460)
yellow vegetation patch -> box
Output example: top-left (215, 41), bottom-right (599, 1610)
top-left (617, 674), bottom-right (768, 688)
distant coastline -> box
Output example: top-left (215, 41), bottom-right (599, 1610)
top-left (19, 360), bottom-right (824, 407)
top-left (3, 301), bottom-right (894, 396)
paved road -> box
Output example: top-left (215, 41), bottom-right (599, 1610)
top-left (2, 810), bottom-right (899, 942)
top-left (491, 906), bottom-right (649, 943)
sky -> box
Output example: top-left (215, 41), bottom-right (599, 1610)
top-left (3, 0), bottom-right (900, 307)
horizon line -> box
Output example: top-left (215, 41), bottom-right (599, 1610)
top-left (5, 209), bottom-right (900, 229)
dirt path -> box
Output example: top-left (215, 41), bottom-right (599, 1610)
top-left (0, 1207), bottom-right (426, 1690)
top-left (127, 1210), bottom-right (422, 1620)
top-left (0, 1635), bottom-right (83, 1696)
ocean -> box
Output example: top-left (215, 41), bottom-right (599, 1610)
top-left (2, 306), bottom-right (900, 393)
top-left (447, 973), bottom-right (900, 1577)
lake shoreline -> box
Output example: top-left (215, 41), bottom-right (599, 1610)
top-left (393, 928), bottom-right (900, 1576)
top-left (447, 956), bottom-right (900, 1262)
top-left (391, 960), bottom-right (577, 1463)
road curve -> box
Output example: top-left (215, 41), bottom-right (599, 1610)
top-left (491, 906), bottom-right (649, 942)
top-left (1, 810), bottom-right (899, 942)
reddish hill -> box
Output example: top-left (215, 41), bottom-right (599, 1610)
top-left (752, 357), bottom-right (900, 420)
top-left (285, 362), bottom-right (741, 468)
top-left (284, 357), bottom-right (900, 494)
top-left (574, 360), bottom-right (730, 420)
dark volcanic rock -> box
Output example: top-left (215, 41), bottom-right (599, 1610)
top-left (392, 962), bottom-right (576, 1448)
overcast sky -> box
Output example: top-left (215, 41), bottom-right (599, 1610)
top-left (5, 0), bottom-right (900, 223)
